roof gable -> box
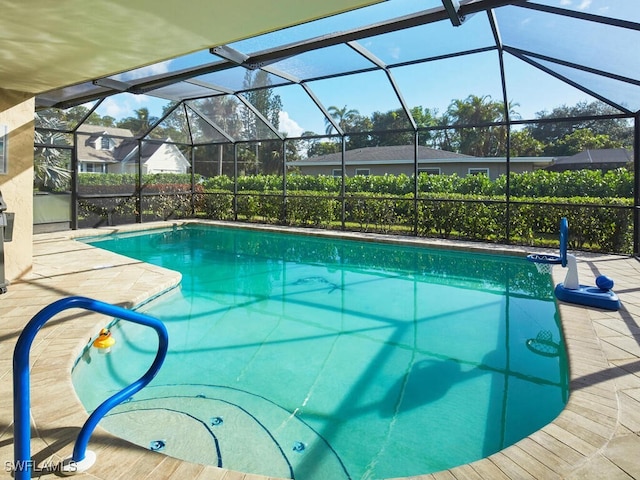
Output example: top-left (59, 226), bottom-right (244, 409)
top-left (76, 124), bottom-right (134, 138)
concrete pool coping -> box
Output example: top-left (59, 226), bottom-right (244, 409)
top-left (1, 220), bottom-right (639, 479)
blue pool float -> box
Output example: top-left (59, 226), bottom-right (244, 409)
top-left (528, 217), bottom-right (620, 311)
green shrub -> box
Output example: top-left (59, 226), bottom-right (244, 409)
top-left (236, 194), bottom-right (259, 221)
top-left (258, 194), bottom-right (284, 223)
top-left (201, 176), bottom-right (234, 192)
top-left (287, 174), bottom-right (340, 193)
top-left (286, 193), bottom-right (338, 227)
top-left (144, 193), bottom-right (193, 221)
top-left (502, 168), bottom-right (633, 198)
top-left (77, 169), bottom-right (635, 253)
top-left (417, 195), bottom-right (466, 238)
top-left (345, 193), bottom-right (412, 233)
top-left (200, 192), bottom-right (234, 220)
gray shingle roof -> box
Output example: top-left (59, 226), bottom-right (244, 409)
top-left (548, 148), bottom-right (632, 171)
top-left (76, 125), bottom-right (135, 163)
top-left (306, 145), bottom-right (471, 163)
top-left (553, 148), bottom-right (632, 166)
top-left (77, 124), bottom-right (134, 137)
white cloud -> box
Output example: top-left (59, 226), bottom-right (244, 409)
top-left (278, 111), bottom-right (304, 137)
top-left (560, 0), bottom-right (593, 10)
top-left (100, 97), bottom-right (128, 119)
top-left (577, 0), bottom-right (592, 10)
top-left (97, 93), bottom-right (166, 121)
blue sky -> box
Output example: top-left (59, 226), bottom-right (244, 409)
top-left (98, 53), bottom-right (600, 139)
top-left (97, 0), bottom-right (639, 137)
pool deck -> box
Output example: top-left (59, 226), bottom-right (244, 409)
top-left (1, 220), bottom-right (640, 479)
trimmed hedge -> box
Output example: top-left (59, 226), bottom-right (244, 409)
top-left (194, 190), bottom-right (633, 253)
top-left (78, 173), bottom-right (199, 187)
top-left (75, 171), bottom-right (635, 253)
top-left (200, 169), bottom-right (634, 198)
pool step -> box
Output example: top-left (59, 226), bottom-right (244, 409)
top-left (102, 386), bottom-right (350, 479)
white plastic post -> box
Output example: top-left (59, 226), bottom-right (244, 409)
top-left (60, 451), bottom-right (96, 476)
top-left (563, 253), bottom-right (580, 290)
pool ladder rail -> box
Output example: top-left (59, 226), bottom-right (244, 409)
top-left (12, 296), bottom-right (169, 480)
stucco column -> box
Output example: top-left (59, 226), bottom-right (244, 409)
top-left (0, 88), bottom-right (34, 283)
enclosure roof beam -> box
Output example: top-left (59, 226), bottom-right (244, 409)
top-left (442, 0), bottom-right (464, 26)
top-left (57, 0), bottom-right (523, 106)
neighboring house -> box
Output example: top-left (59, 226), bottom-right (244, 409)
top-left (288, 145), bottom-right (552, 180)
top-left (118, 140), bottom-right (191, 174)
top-left (546, 148), bottom-right (632, 172)
top-left (76, 125), bottom-right (190, 174)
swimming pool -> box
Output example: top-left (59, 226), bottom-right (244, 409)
top-left (73, 224), bottom-right (568, 479)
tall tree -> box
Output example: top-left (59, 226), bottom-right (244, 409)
top-left (307, 140), bottom-right (341, 158)
top-left (527, 101), bottom-right (633, 148)
top-left (510, 129), bottom-right (545, 157)
top-left (551, 129), bottom-right (622, 156)
top-left (242, 70), bottom-right (283, 173)
top-left (195, 96), bottom-right (242, 138)
top-left (345, 115), bottom-right (373, 149)
top-left (412, 106), bottom-right (440, 148)
top-left (242, 70), bottom-right (283, 136)
top-left (116, 107), bottom-right (158, 136)
top-left (64, 105), bottom-right (96, 127)
top-left (189, 96), bottom-right (242, 175)
top-left (143, 102), bottom-right (189, 142)
top-left (368, 109), bottom-right (414, 146)
top-left (325, 105), bottom-right (360, 134)
top-left (442, 95), bottom-right (518, 156)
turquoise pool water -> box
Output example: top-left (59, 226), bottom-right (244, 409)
top-left (73, 225), bottom-right (568, 479)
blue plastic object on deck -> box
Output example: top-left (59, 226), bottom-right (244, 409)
top-left (554, 282), bottom-right (620, 311)
top-left (559, 217), bottom-right (568, 268)
top-left (531, 218), bottom-right (620, 311)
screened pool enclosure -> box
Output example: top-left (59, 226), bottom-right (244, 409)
top-left (34, 0), bottom-right (640, 255)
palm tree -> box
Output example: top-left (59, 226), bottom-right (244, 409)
top-left (445, 95), bottom-right (519, 156)
top-left (117, 107), bottom-right (158, 137)
top-left (324, 105), bottom-right (359, 135)
top-left (209, 95), bottom-right (242, 175)
top-left (33, 112), bottom-right (71, 191)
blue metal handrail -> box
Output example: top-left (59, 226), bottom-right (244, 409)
top-left (12, 296), bottom-right (168, 480)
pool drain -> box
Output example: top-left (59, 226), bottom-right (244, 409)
top-left (210, 416), bottom-right (223, 426)
top-left (292, 441), bottom-right (306, 452)
top-left (149, 440), bottom-right (166, 451)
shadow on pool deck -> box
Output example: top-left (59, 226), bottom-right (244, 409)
top-left (1, 220), bottom-right (640, 479)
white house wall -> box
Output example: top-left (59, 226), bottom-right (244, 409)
top-left (107, 143), bottom-right (191, 175)
top-left (143, 143), bottom-right (190, 174)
